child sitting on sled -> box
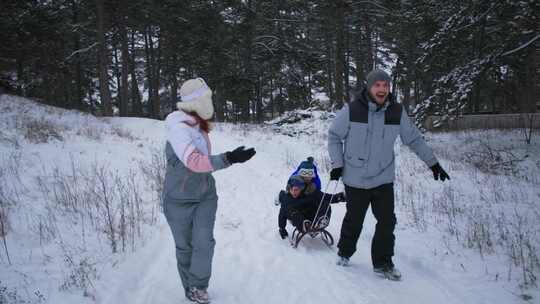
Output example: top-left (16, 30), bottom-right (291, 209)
top-left (277, 157), bottom-right (345, 239)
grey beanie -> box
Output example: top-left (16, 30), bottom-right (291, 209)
top-left (366, 69), bottom-right (391, 89)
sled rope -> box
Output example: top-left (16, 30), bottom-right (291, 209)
top-left (309, 179), bottom-right (339, 230)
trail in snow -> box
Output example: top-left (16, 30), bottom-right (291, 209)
top-left (95, 123), bottom-right (519, 304)
top-left (2, 95), bottom-right (535, 304)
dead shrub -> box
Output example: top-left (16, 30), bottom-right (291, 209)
top-left (139, 147), bottom-right (166, 209)
top-left (23, 119), bottom-right (63, 143)
top-left (463, 141), bottom-right (526, 175)
top-left (111, 126), bottom-right (138, 141)
top-left (76, 125), bottom-right (103, 141)
top-left (58, 244), bottom-right (97, 298)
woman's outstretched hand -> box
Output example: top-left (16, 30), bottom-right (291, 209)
top-left (226, 146), bottom-right (256, 164)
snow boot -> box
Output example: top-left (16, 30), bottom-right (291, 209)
top-left (374, 265), bottom-right (402, 281)
top-left (336, 256), bottom-right (349, 266)
top-left (186, 287), bottom-right (210, 304)
top-left (302, 219), bottom-right (312, 233)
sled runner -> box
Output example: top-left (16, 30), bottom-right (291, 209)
top-left (290, 215), bottom-right (334, 248)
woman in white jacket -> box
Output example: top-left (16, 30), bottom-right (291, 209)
top-left (163, 78), bottom-right (255, 304)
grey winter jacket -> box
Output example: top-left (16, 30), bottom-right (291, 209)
top-left (328, 88), bottom-right (438, 189)
top-left (163, 142), bottom-right (225, 203)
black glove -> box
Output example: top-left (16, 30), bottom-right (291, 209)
top-left (278, 190), bottom-right (287, 202)
top-left (330, 167), bottom-right (343, 180)
top-left (225, 146), bottom-right (256, 164)
top-left (279, 228), bottom-right (288, 239)
top-left (430, 163), bottom-right (450, 181)
top-left (333, 192), bottom-right (346, 203)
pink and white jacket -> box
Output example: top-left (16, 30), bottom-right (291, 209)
top-left (163, 111), bottom-right (230, 203)
top-left (165, 110), bottom-right (229, 173)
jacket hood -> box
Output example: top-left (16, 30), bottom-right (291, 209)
top-left (167, 110), bottom-right (198, 126)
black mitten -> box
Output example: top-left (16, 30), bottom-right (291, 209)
top-left (279, 228), bottom-right (288, 239)
top-left (430, 163), bottom-right (450, 181)
top-left (330, 167), bottom-right (343, 180)
top-left (333, 192), bottom-right (346, 203)
top-left (226, 146), bottom-right (256, 164)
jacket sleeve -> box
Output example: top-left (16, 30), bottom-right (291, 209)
top-left (399, 110), bottom-right (438, 167)
top-left (328, 105), bottom-right (350, 169)
top-left (165, 114), bottom-right (230, 172)
top-left (278, 205), bottom-right (288, 229)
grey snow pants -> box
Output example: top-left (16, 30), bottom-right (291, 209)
top-left (164, 198), bottom-right (217, 291)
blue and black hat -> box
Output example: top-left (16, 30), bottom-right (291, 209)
top-left (297, 157), bottom-right (315, 178)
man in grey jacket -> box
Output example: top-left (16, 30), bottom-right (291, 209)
top-left (328, 69), bottom-right (449, 280)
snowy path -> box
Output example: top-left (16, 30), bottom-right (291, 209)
top-left (95, 125), bottom-right (517, 304)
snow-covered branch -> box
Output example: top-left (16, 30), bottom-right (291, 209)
top-left (501, 34), bottom-right (540, 57)
top-left (65, 42), bottom-right (99, 61)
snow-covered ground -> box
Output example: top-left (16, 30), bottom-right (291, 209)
top-left (1, 94), bottom-right (539, 304)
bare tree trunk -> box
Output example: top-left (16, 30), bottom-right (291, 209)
top-left (118, 0), bottom-right (130, 117)
top-left (334, 0), bottom-right (346, 108)
top-left (365, 22), bottom-right (374, 70)
top-left (344, 23), bottom-right (351, 103)
top-left (402, 64), bottom-right (411, 112)
top-left (95, 0), bottom-right (113, 116)
top-left (278, 85), bottom-right (284, 114)
top-left (214, 82), bottom-right (225, 122)
top-left (307, 71), bottom-right (313, 104)
top-left (392, 59), bottom-right (399, 95)
top-left (144, 28), bottom-right (153, 118)
top-left (325, 30), bottom-right (334, 104)
top-left (241, 0), bottom-right (257, 122)
top-left (144, 26), bottom-right (161, 119)
top-left (170, 71), bottom-right (178, 114)
top-left (113, 46), bottom-right (121, 105)
top-left (152, 31), bottom-right (161, 118)
top-left (522, 46), bottom-right (537, 113)
top-left (414, 77), bottom-right (420, 107)
top-left (130, 31), bottom-right (143, 116)
top-left (269, 77), bottom-right (274, 119)
top-left (256, 74), bottom-right (263, 122)
top-left (71, 0), bottom-right (84, 111)
top-left (15, 51), bottom-right (25, 96)
top-left (354, 25), bottom-right (364, 89)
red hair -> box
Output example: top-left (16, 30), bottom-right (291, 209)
top-left (187, 112), bottom-right (212, 133)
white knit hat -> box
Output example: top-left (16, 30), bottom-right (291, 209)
top-left (177, 78), bottom-right (214, 120)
